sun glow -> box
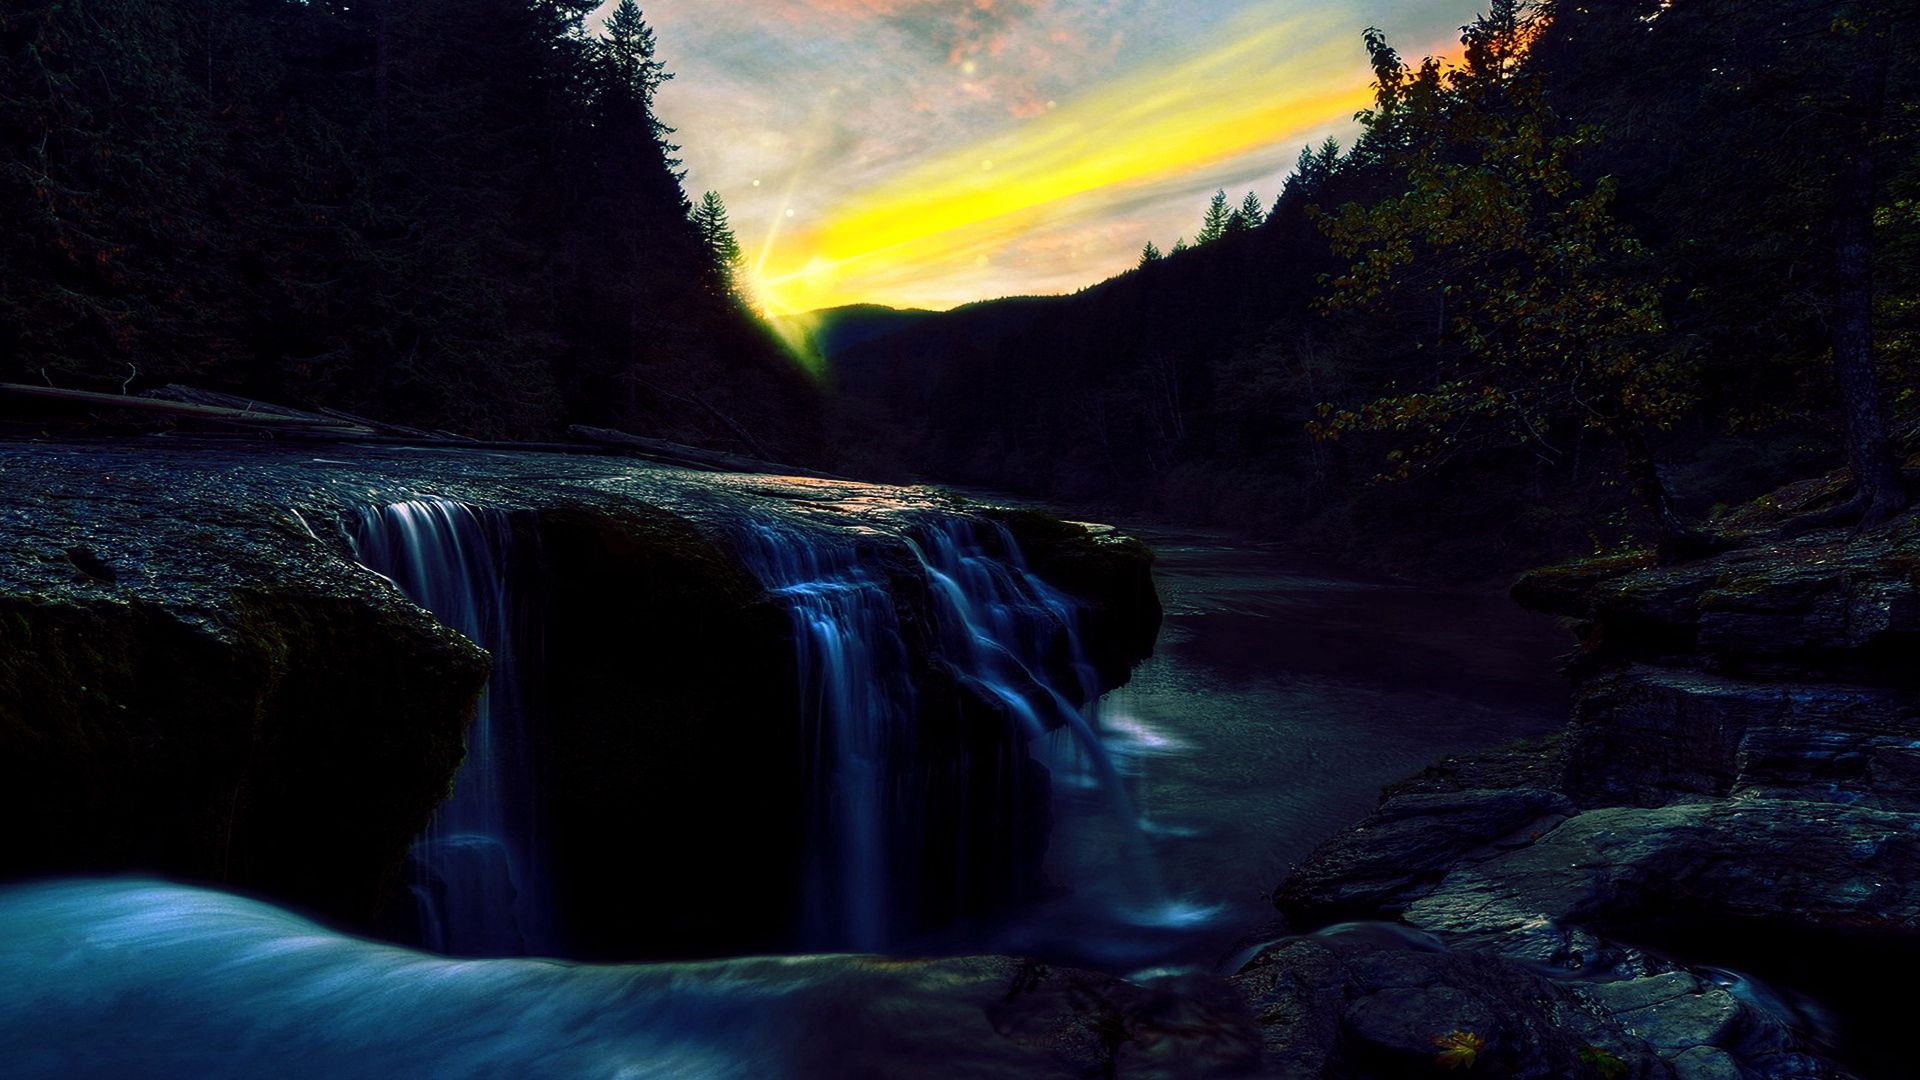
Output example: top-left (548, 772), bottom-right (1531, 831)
top-left (748, 11), bottom-right (1377, 315)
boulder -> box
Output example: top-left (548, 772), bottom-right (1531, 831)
top-left (1276, 787), bottom-right (1575, 925)
top-left (1274, 486), bottom-right (1920, 1079)
top-left (1229, 931), bottom-right (1670, 1079)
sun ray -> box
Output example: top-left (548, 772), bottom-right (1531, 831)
top-left (749, 9), bottom-right (1386, 314)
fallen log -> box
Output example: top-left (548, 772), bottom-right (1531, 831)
top-left (142, 384), bottom-right (329, 421)
top-left (2, 383), bottom-right (839, 481)
top-left (145, 386), bottom-right (450, 440)
top-left (568, 424), bottom-right (846, 481)
top-left (0, 383), bottom-right (373, 433)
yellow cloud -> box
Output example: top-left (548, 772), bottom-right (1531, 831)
top-left (751, 11), bottom-right (1375, 314)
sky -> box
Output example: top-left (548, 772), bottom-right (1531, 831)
top-left (596, 1), bottom-right (1485, 315)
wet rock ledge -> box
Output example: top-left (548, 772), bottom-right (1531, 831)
top-left (1269, 495), bottom-right (1920, 1079)
top-left (0, 439), bottom-right (1158, 952)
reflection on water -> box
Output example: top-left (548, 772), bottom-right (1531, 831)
top-left (978, 528), bottom-right (1569, 974)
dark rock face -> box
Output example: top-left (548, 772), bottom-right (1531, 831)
top-left (529, 506), bottom-right (807, 959)
top-left (1271, 513), bottom-right (1920, 1078)
top-left (1510, 514), bottom-right (1920, 685)
top-left (0, 530), bottom-right (487, 930)
top-left (0, 441), bottom-right (1161, 952)
top-left (1229, 930), bottom-right (1670, 1079)
top-left (987, 507), bottom-right (1162, 689)
top-left (1564, 668), bottom-right (1920, 812)
top-left (1275, 787), bottom-right (1576, 926)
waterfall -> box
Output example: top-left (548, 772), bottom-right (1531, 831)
top-left (344, 500), bottom-right (1161, 957)
top-left (909, 520), bottom-right (1163, 874)
top-left (732, 522), bottom-right (914, 951)
top-left (735, 513), bottom-right (1159, 952)
top-left (349, 499), bottom-right (550, 956)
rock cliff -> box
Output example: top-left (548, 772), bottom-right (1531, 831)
top-left (0, 439), bottom-right (1159, 955)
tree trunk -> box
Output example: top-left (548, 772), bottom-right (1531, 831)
top-left (1620, 428), bottom-right (1688, 537)
top-left (1831, 9), bottom-right (1908, 524)
top-left (1620, 427), bottom-right (1726, 561)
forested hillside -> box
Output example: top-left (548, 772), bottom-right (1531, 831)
top-left (828, 0), bottom-right (1918, 578)
top-left (0, 0), bottom-right (821, 457)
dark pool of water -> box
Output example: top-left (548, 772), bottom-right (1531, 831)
top-left (970, 528), bottom-right (1573, 974)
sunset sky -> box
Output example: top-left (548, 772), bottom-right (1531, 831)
top-left (600, 1), bottom-right (1483, 315)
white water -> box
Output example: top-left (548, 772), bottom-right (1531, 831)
top-left (735, 515), bottom-right (1183, 953)
top-left (350, 499), bottom-right (551, 956)
top-left (908, 520), bottom-right (1211, 955)
top-left (731, 521), bottom-right (914, 950)
top-left (0, 879), bottom-right (1107, 1080)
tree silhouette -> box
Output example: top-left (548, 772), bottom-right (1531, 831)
top-left (1314, 1), bottom-right (1713, 551)
top-left (1196, 190), bottom-right (1232, 245)
top-left (693, 190), bottom-right (748, 299)
top-left (1238, 191), bottom-right (1267, 230)
top-left (1139, 241), bottom-right (1164, 266)
top-left (1284, 139), bottom-right (1344, 208)
top-left (600, 1), bottom-right (671, 109)
top-left (0, 0), bottom-right (823, 452)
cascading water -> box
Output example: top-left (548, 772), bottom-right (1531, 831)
top-left (908, 521), bottom-right (1172, 902)
top-left (349, 498), bottom-right (551, 956)
top-left (346, 500), bottom-right (1181, 960)
top-left (735, 512), bottom-right (1177, 954)
top-left (732, 522), bottom-right (915, 951)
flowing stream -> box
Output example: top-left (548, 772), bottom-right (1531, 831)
top-left (733, 515), bottom-right (1165, 952)
top-left (342, 503), bottom-right (1568, 971)
top-left (349, 499), bottom-right (552, 956)
top-left (981, 525), bottom-right (1570, 972)
top-left (0, 507), bottom-right (1598, 1077)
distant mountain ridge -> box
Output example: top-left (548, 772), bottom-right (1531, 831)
top-left (773, 305), bottom-right (940, 370)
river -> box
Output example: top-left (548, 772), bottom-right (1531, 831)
top-left (972, 526), bottom-right (1572, 974)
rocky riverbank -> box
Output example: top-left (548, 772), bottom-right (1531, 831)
top-left (11, 437), bottom-right (1913, 1077)
top-left (1263, 481), bottom-right (1920, 1079)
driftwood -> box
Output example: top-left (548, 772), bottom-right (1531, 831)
top-left (313, 405), bottom-right (443, 440)
top-left (1, 383), bottom-right (373, 433)
top-left (2, 382), bottom-right (836, 481)
top-left (620, 376), bottom-right (774, 462)
top-left (144, 386), bottom-right (451, 440)
top-left (141, 384), bottom-right (331, 421)
top-left (568, 425), bottom-right (845, 481)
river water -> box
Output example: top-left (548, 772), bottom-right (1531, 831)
top-left (974, 526), bottom-right (1572, 974)
top-left (0, 515), bottom-right (1614, 1078)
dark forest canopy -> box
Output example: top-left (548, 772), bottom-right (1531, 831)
top-left (826, 0), bottom-right (1919, 577)
top-left (0, 0), bottom-right (822, 457)
top-left (3, 0), bottom-right (1915, 575)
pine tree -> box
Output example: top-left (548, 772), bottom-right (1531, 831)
top-left (1138, 241), bottom-right (1163, 266)
top-left (1238, 191), bottom-right (1266, 230)
top-left (1225, 190), bottom-right (1262, 235)
top-left (600, 1), bottom-right (670, 108)
top-left (1170, 237), bottom-right (1190, 254)
top-left (1276, 141), bottom-right (1339, 215)
top-left (1196, 190), bottom-right (1232, 245)
top-left (1283, 137), bottom-right (1343, 206)
top-left (692, 190), bottom-right (747, 298)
